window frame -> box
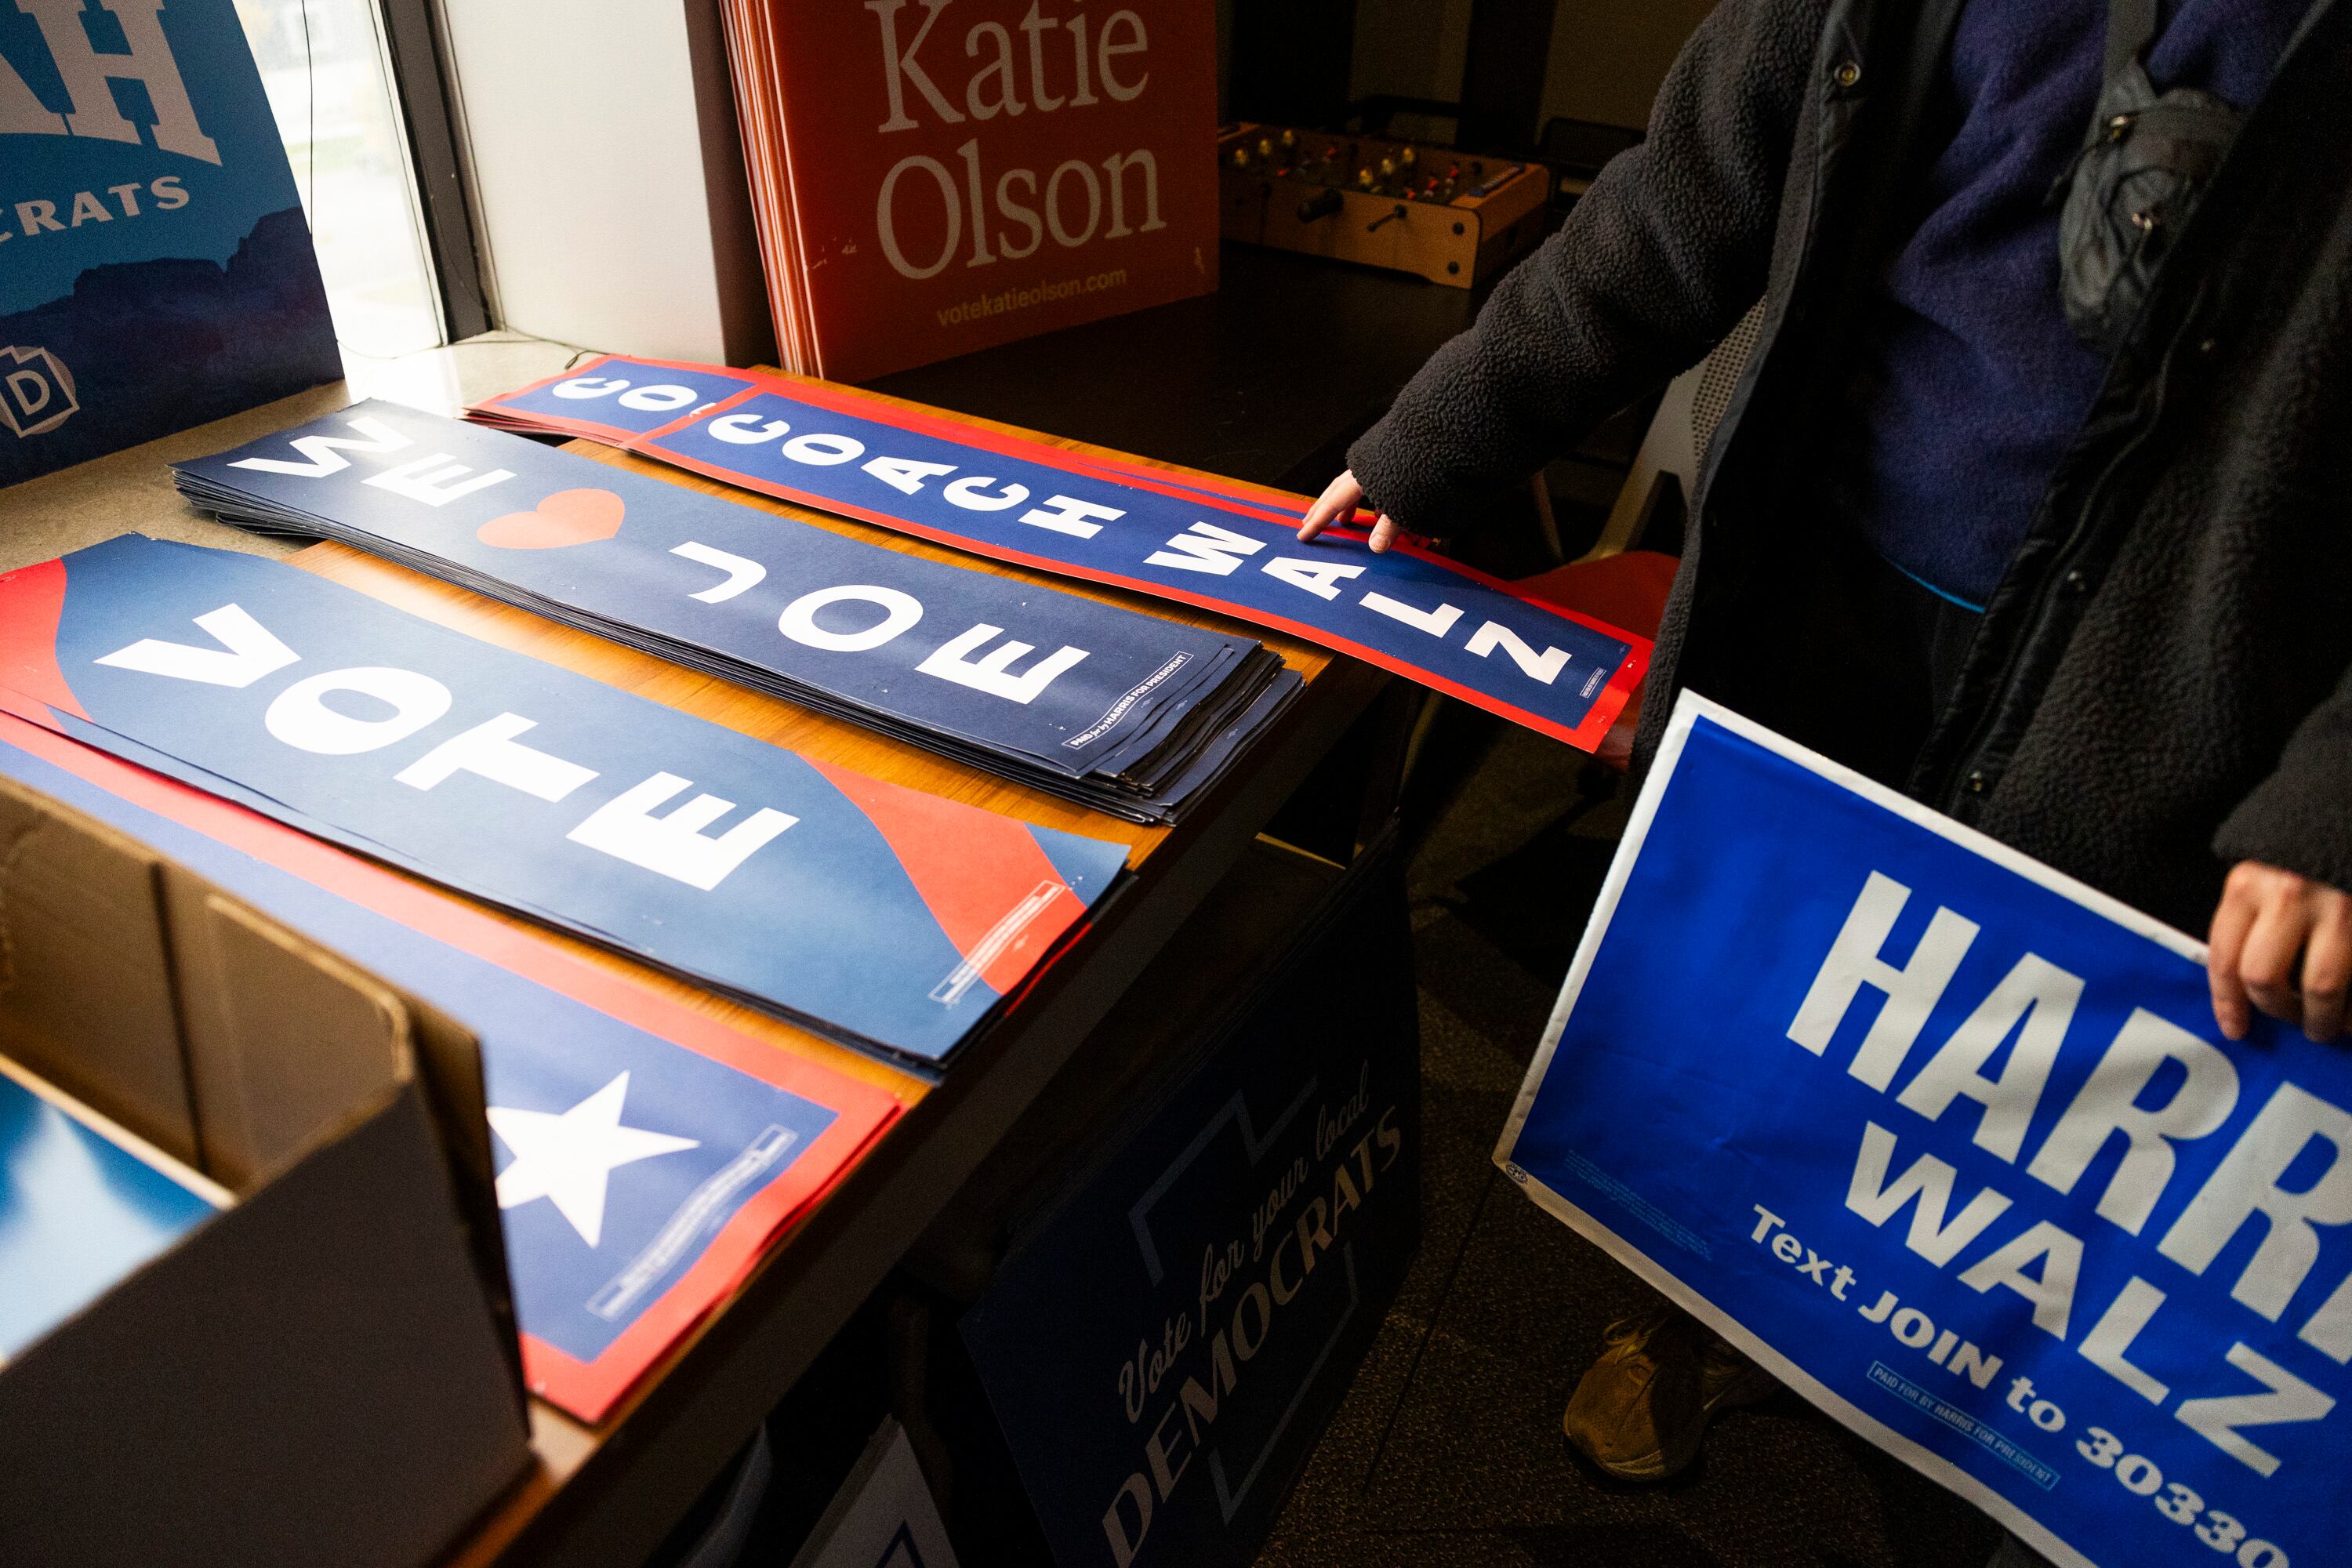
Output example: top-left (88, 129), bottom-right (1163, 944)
top-left (375, 0), bottom-right (489, 341)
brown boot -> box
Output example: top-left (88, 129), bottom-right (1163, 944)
top-left (1561, 1305), bottom-right (1779, 1480)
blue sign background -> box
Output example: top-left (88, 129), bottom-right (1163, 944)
top-left (0, 1059), bottom-right (220, 1362)
top-left (483, 361), bottom-right (760, 440)
top-left (1500, 698), bottom-right (2352, 1568)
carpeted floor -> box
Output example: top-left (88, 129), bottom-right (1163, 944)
top-left (1254, 722), bottom-right (2004, 1568)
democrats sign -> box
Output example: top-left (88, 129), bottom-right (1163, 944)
top-left (962, 844), bottom-right (1420, 1568)
top-left (1499, 695), bottom-right (2352, 1568)
top-left (174, 400), bottom-right (1269, 808)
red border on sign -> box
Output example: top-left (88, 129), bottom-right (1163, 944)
top-left (0, 710), bottom-right (902, 1425)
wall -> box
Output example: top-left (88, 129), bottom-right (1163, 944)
top-left (1343, 0), bottom-right (1714, 135)
top-left (1349, 0), bottom-right (1476, 107)
top-left (1537, 0), bottom-right (1716, 132)
top-left (437, 0), bottom-right (770, 364)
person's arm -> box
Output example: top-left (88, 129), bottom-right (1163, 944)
top-left (1301, 0), bottom-right (1832, 549)
top-left (2209, 664), bottom-right (2352, 1042)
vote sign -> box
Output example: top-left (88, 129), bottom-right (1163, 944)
top-left (0, 537), bottom-right (1127, 1065)
top-left (1499, 695), bottom-right (2352, 1568)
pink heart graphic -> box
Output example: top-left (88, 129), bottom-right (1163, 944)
top-left (476, 488), bottom-right (624, 549)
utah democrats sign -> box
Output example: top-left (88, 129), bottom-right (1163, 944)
top-left (1499, 695), bottom-right (2351, 1568)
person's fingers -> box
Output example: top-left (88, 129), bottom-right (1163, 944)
top-left (2300, 894), bottom-right (2352, 1042)
top-left (2239, 883), bottom-right (2311, 1033)
top-left (1367, 514), bottom-right (1399, 554)
top-left (2209, 873), bottom-right (2259, 1040)
top-left (1298, 471), bottom-right (1363, 542)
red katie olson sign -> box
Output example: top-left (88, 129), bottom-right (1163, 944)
top-left (782, 0), bottom-right (1217, 381)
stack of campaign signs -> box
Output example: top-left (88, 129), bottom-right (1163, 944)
top-left (713, 0), bottom-right (1218, 382)
top-left (0, 536), bottom-right (1129, 1071)
top-left (0, 1054), bottom-right (230, 1365)
top-left (468, 356), bottom-right (1653, 756)
top-left (172, 402), bottom-right (1294, 825)
top-left (1501, 693), bottom-right (2352, 1568)
top-left (0, 714), bottom-right (899, 1419)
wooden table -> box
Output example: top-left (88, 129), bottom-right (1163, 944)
top-left (285, 383), bottom-right (1388, 1566)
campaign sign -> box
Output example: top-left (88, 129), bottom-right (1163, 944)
top-left (1497, 695), bottom-right (2352, 1568)
top-left (176, 401), bottom-right (1261, 779)
top-left (0, 713), bottom-right (900, 1420)
top-left (961, 848), bottom-right (1420, 1568)
top-left (474, 357), bottom-right (761, 445)
top-left (477, 358), bottom-right (1650, 751)
top-left (0, 1054), bottom-right (226, 1363)
top-left (0, 0), bottom-right (340, 482)
top-left (0, 537), bottom-right (1129, 1065)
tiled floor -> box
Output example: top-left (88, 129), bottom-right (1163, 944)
top-left (1254, 724), bottom-right (2003, 1568)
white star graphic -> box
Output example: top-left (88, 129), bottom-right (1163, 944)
top-left (487, 1071), bottom-right (699, 1248)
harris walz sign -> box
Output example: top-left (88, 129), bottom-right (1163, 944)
top-left (1500, 694), bottom-right (2352, 1568)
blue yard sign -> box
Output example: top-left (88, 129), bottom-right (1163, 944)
top-left (961, 847), bottom-right (1421, 1568)
top-left (0, 1056), bottom-right (224, 1363)
top-left (1498, 695), bottom-right (2352, 1568)
top-left (0, 0), bottom-right (341, 481)
top-left (172, 400), bottom-right (1272, 812)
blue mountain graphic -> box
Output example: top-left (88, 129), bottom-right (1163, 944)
top-left (1, 205), bottom-right (342, 486)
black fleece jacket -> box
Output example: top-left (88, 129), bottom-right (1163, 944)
top-left (1348, 0), bottom-right (2352, 936)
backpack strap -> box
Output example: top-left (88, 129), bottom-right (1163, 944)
top-left (2106, 0), bottom-right (2161, 82)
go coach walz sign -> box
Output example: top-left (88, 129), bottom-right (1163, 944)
top-left (1498, 695), bottom-right (2351, 1568)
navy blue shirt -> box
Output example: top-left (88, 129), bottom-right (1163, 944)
top-left (1826, 0), bottom-right (2303, 608)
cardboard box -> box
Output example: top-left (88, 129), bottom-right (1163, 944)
top-left (0, 773), bottom-right (532, 1566)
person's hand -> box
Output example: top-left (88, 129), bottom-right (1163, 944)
top-left (2209, 861), bottom-right (2352, 1043)
top-left (1298, 470), bottom-right (1403, 554)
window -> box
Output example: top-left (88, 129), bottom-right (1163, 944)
top-left (234, 0), bottom-right (443, 357)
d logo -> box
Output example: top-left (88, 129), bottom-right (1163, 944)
top-left (0, 347), bottom-right (78, 438)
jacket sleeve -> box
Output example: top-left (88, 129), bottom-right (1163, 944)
top-left (1346, 0), bottom-right (1831, 532)
top-left (2213, 662), bottom-right (2352, 896)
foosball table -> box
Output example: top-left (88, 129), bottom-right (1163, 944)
top-left (1216, 123), bottom-right (1553, 288)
